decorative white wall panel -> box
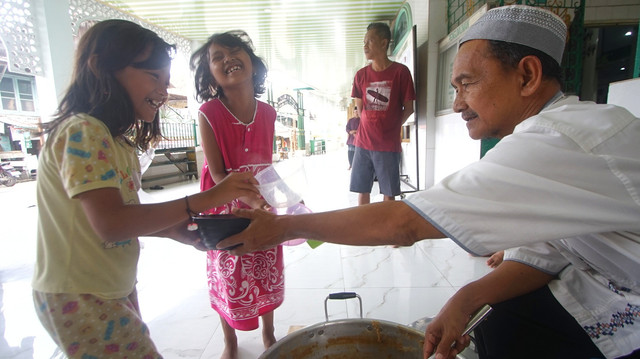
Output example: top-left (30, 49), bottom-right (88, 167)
top-left (0, 0), bottom-right (191, 77)
top-left (0, 0), bottom-right (42, 75)
top-left (69, 0), bottom-right (191, 55)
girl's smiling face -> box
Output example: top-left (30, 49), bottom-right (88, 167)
top-left (114, 47), bottom-right (170, 123)
top-left (207, 43), bottom-right (254, 89)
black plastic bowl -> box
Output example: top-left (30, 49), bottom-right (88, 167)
top-left (192, 214), bottom-right (250, 250)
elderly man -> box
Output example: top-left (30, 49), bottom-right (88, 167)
top-left (219, 5), bottom-right (640, 359)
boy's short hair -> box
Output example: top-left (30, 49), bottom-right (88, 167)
top-left (367, 22), bottom-right (391, 42)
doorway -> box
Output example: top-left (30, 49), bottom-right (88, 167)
top-left (582, 24), bottom-right (639, 103)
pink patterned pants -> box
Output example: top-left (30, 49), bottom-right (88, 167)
top-left (33, 289), bottom-right (162, 359)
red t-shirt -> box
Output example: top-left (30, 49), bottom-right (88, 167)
top-left (351, 62), bottom-right (415, 152)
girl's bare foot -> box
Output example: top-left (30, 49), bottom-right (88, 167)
top-left (220, 316), bottom-right (238, 359)
top-left (262, 330), bottom-right (277, 349)
top-left (220, 340), bottom-right (238, 359)
top-left (486, 250), bottom-right (504, 268)
top-left (261, 311), bottom-right (277, 349)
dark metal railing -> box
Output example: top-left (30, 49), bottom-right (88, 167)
top-left (157, 121), bottom-right (197, 149)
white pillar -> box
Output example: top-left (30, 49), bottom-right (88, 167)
top-left (423, 0), bottom-right (448, 189)
top-left (33, 0), bottom-right (74, 122)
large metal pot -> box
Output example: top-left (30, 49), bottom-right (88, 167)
top-left (260, 292), bottom-right (424, 358)
top-left (259, 316), bottom-right (425, 358)
top-left (259, 292), bottom-right (480, 359)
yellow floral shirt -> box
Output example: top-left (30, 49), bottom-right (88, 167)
top-left (32, 114), bottom-right (141, 299)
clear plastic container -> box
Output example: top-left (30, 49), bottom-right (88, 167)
top-left (255, 160), bottom-right (307, 208)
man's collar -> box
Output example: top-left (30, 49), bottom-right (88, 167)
top-left (541, 91), bottom-right (565, 110)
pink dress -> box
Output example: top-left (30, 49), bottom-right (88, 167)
top-left (199, 99), bottom-right (284, 331)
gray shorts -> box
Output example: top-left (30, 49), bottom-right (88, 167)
top-left (350, 147), bottom-right (401, 196)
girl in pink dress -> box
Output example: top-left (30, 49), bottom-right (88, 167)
top-left (190, 31), bottom-right (284, 358)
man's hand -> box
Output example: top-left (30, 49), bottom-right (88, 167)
top-left (423, 307), bottom-right (471, 359)
top-left (216, 208), bottom-right (284, 255)
top-left (423, 291), bottom-right (476, 359)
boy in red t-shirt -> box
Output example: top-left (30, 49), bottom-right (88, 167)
top-left (350, 22), bottom-right (415, 205)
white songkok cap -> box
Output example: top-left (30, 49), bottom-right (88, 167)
top-left (460, 5), bottom-right (567, 65)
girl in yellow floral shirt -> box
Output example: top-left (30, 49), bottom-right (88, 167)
top-left (32, 19), bottom-right (260, 359)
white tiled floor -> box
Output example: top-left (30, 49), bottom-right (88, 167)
top-left (0, 149), bottom-right (492, 359)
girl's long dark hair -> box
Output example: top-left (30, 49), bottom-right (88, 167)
top-left (190, 30), bottom-right (267, 103)
top-left (43, 19), bottom-right (175, 151)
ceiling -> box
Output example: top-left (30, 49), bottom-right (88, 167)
top-left (99, 0), bottom-right (407, 102)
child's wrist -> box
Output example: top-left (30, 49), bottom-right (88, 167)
top-left (184, 195), bottom-right (199, 218)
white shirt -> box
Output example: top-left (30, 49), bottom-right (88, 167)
top-left (405, 96), bottom-right (640, 357)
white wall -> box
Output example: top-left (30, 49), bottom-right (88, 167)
top-left (608, 78), bottom-right (640, 117)
top-left (405, 0), bottom-right (446, 190)
top-left (433, 112), bottom-right (479, 183)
